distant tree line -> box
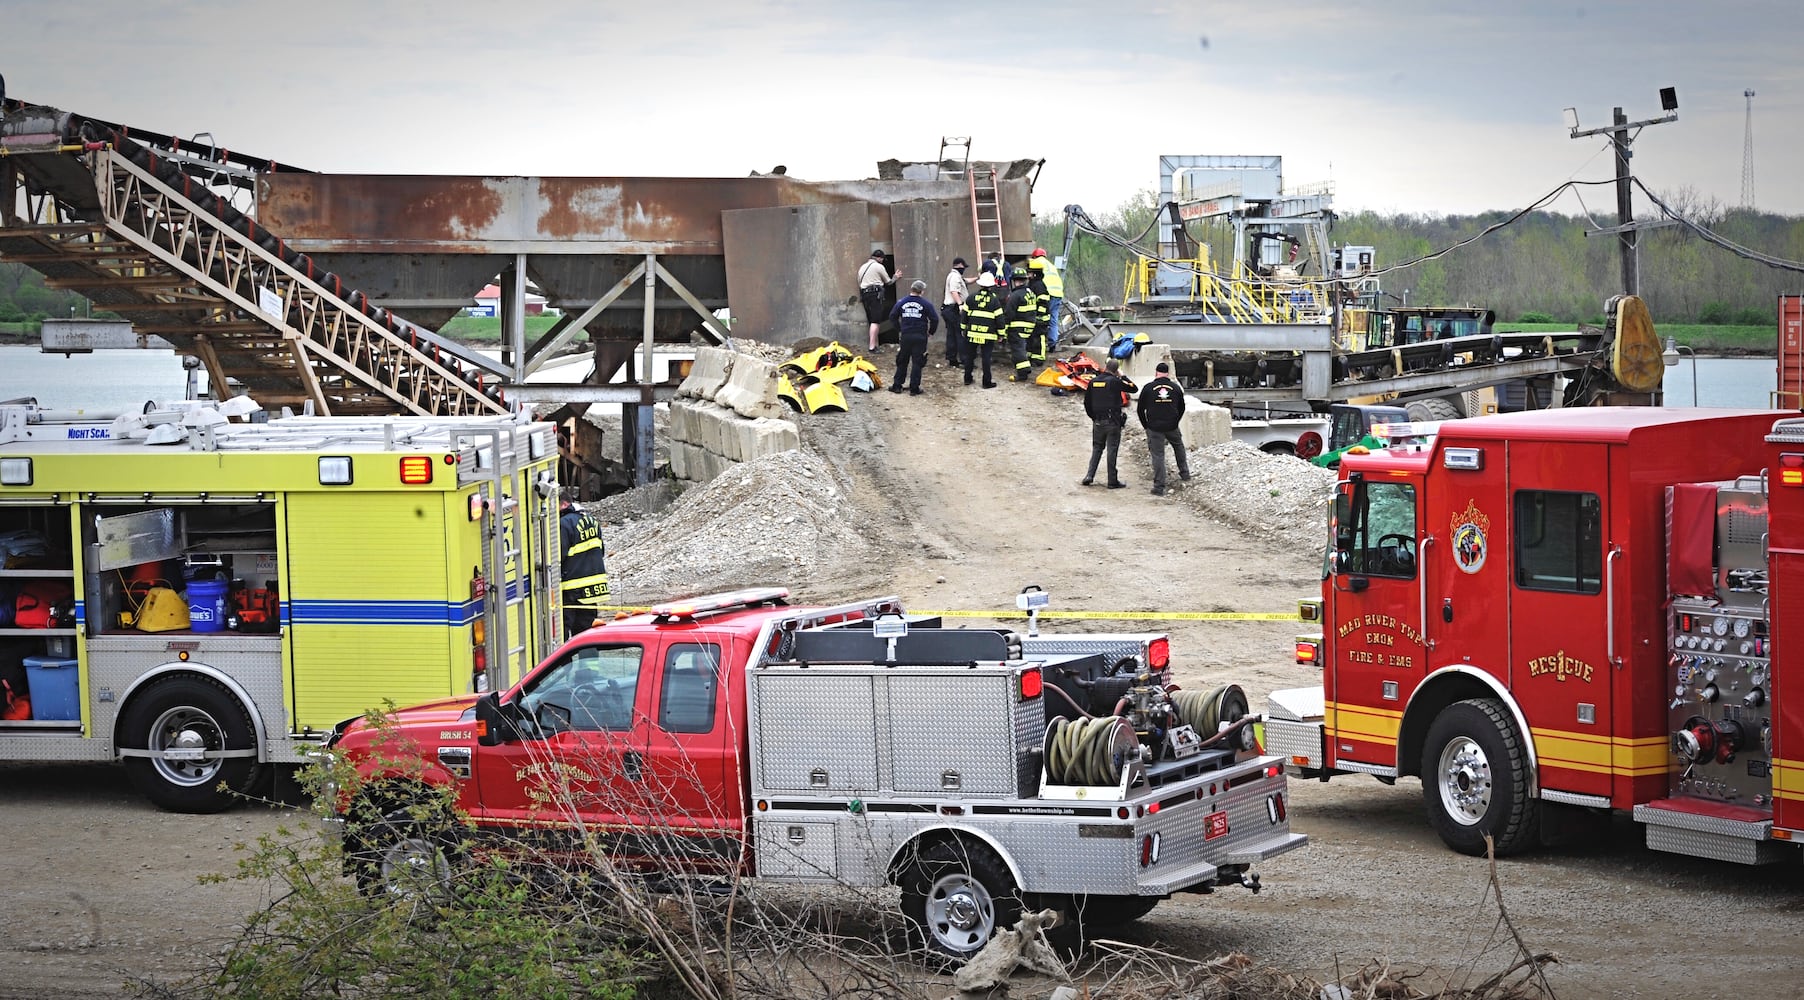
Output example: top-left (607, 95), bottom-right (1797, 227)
top-left (1036, 191), bottom-right (1804, 325)
top-left (0, 262), bottom-right (101, 324)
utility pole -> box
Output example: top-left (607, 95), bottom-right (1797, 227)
top-left (1565, 88), bottom-right (1679, 298)
top-left (1742, 89), bottom-right (1757, 209)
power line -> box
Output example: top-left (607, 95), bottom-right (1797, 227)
top-left (1635, 176), bottom-right (1804, 273)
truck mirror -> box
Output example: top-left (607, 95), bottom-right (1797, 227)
top-left (1332, 550), bottom-right (1354, 574)
top-left (1333, 490), bottom-right (1355, 553)
top-left (475, 691), bottom-right (519, 746)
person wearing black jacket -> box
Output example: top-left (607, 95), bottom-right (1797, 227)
top-left (1137, 361), bottom-right (1192, 496)
top-left (1080, 358), bottom-right (1137, 488)
top-left (559, 491), bottom-right (610, 637)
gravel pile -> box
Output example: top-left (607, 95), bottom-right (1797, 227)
top-left (606, 448), bottom-right (867, 603)
top-left (1180, 441), bottom-right (1338, 562)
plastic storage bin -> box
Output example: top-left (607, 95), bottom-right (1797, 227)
top-left (23, 656), bottom-right (79, 721)
top-left (187, 578), bottom-right (228, 633)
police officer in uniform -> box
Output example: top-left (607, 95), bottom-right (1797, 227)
top-left (1003, 266), bottom-right (1039, 382)
top-left (1080, 359), bottom-right (1137, 488)
top-left (962, 269), bottom-right (1004, 388)
top-left (559, 490), bottom-right (609, 637)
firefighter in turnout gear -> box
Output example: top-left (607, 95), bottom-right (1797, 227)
top-left (1003, 266), bottom-right (1039, 382)
top-left (559, 490), bottom-right (610, 637)
top-left (1026, 263), bottom-right (1051, 364)
top-left (962, 270), bottom-right (1004, 387)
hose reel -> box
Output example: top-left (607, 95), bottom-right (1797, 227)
top-left (1170, 684), bottom-right (1248, 737)
top-left (1042, 715), bottom-right (1138, 786)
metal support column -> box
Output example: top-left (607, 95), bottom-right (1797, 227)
top-left (503, 253), bottom-right (528, 383)
top-left (634, 253), bottom-right (657, 486)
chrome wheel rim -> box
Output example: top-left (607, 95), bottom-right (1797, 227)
top-left (146, 705), bottom-right (226, 787)
top-left (379, 832), bottom-right (453, 900)
top-left (1437, 735), bottom-right (1493, 826)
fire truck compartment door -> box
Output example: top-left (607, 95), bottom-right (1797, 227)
top-left (1326, 474), bottom-right (1426, 770)
top-left (1505, 443), bottom-right (1612, 800)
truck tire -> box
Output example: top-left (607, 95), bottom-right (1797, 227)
top-left (1405, 397), bottom-right (1462, 422)
top-left (899, 840), bottom-right (1022, 963)
top-left (1259, 441), bottom-right (1297, 457)
top-left (1066, 893), bottom-right (1159, 929)
top-left (119, 676), bottom-right (262, 813)
top-left (1421, 699), bottom-right (1538, 857)
top-left (343, 788), bottom-right (463, 902)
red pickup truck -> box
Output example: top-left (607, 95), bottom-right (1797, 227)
top-left (325, 588), bottom-right (1304, 961)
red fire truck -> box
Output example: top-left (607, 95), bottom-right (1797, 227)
top-left (1273, 408), bottom-right (1804, 865)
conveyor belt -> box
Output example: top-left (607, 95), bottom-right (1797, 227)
top-left (1, 96), bottom-right (506, 416)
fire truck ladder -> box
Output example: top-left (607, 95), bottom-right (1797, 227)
top-left (464, 423), bottom-right (558, 692)
top-left (0, 131), bottom-right (508, 417)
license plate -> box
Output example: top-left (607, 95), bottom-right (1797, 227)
top-left (1204, 810), bottom-right (1229, 840)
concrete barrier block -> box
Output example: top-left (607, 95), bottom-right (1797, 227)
top-left (1184, 400), bottom-right (1231, 446)
top-left (698, 448), bottom-right (733, 483)
top-left (667, 399), bottom-right (698, 445)
top-left (1121, 344), bottom-right (1175, 392)
top-left (738, 416), bottom-right (800, 461)
top-left (716, 354), bottom-right (785, 419)
top-left (669, 441), bottom-right (692, 480)
top-left (678, 346), bottom-right (735, 401)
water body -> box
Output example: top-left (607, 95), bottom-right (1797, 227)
top-left (0, 345), bottom-right (1782, 413)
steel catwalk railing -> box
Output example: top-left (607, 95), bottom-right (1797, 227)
top-left (0, 140), bottom-right (506, 417)
top-left (95, 146), bottom-right (507, 416)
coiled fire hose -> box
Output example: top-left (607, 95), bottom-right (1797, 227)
top-left (1169, 684), bottom-right (1248, 737)
top-left (1045, 715), bottom-right (1132, 785)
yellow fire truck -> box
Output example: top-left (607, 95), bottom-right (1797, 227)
top-left (0, 400), bottom-right (563, 811)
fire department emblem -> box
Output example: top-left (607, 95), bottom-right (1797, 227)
top-left (1450, 500), bottom-right (1490, 575)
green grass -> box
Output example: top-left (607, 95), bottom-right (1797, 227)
top-left (1494, 321), bottom-right (1774, 355)
top-left (435, 315), bottom-right (566, 344)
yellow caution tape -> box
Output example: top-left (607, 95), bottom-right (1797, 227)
top-left (594, 605), bottom-right (1296, 621)
top-left (917, 609), bottom-right (1299, 621)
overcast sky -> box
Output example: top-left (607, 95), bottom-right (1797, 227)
top-left (4, 0), bottom-right (1800, 224)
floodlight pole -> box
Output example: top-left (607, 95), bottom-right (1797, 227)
top-left (1569, 95), bottom-right (1679, 298)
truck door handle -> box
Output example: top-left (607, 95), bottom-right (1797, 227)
top-left (1442, 598), bottom-right (1453, 623)
top-left (623, 750), bottom-right (643, 782)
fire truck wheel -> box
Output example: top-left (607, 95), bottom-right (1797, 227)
top-left (119, 676), bottom-right (262, 814)
top-left (1421, 699), bottom-right (1538, 857)
top-left (344, 789), bottom-right (464, 901)
top-left (899, 840), bottom-right (1022, 963)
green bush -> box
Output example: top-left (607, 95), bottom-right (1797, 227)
top-left (1516, 311), bottom-right (1554, 323)
top-left (1698, 301), bottom-right (1733, 324)
top-left (1734, 307), bottom-right (1771, 326)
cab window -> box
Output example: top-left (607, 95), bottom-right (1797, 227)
top-left (1338, 481), bottom-right (1418, 579)
top-left (1514, 491), bottom-right (1602, 594)
top-left (517, 645), bottom-right (642, 733)
top-left (658, 643), bottom-right (722, 734)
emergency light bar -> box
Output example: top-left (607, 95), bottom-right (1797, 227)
top-left (650, 587), bottom-right (791, 621)
top-left (1370, 421), bottom-right (1440, 442)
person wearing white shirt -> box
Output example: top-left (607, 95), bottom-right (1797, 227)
top-left (941, 258), bottom-right (968, 366)
top-left (857, 250), bottom-right (893, 351)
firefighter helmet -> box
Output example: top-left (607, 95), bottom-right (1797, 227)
top-left (1031, 247), bottom-right (1048, 258)
top-left (1010, 266), bottom-right (1030, 280)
